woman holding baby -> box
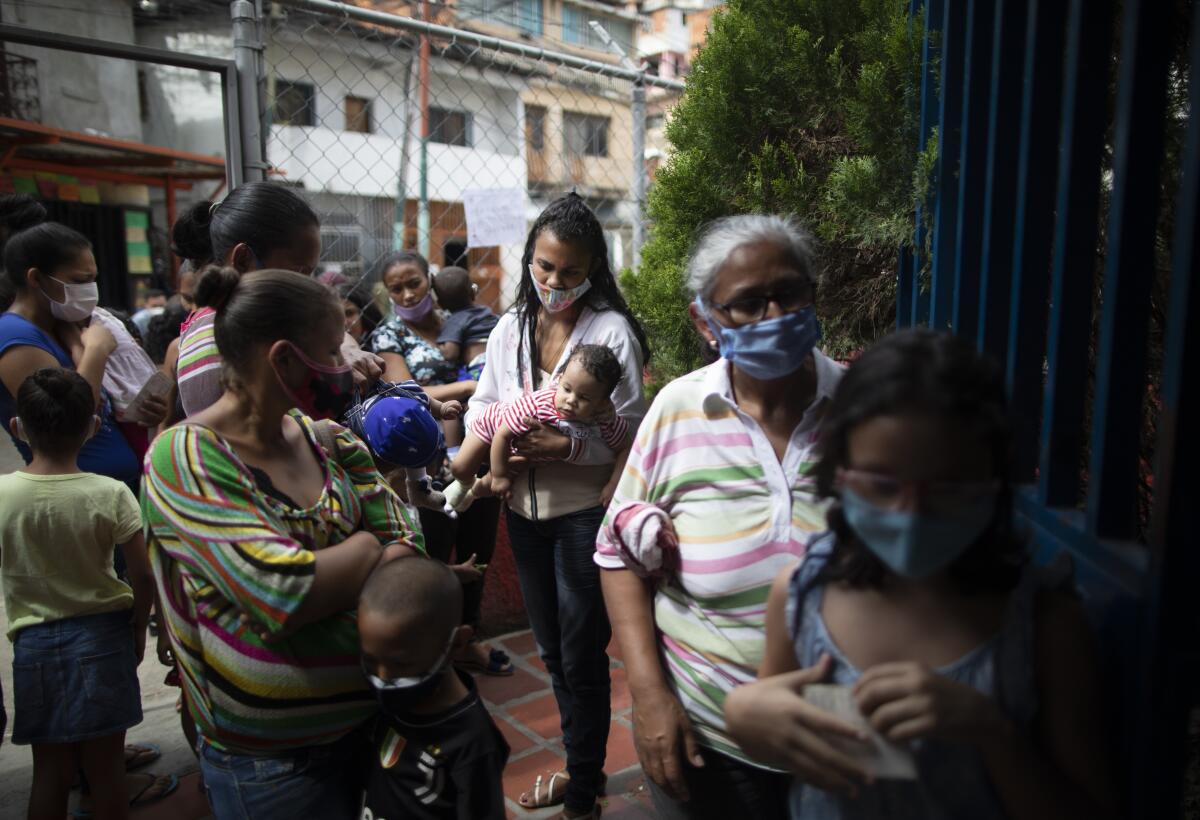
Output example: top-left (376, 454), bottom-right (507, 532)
top-left (466, 193), bottom-right (649, 819)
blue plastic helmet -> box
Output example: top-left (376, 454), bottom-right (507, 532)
top-left (352, 393), bottom-right (443, 467)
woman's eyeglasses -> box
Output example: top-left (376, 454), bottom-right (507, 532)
top-left (707, 287), bottom-right (814, 325)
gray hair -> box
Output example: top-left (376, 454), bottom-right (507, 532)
top-left (685, 214), bottom-right (817, 299)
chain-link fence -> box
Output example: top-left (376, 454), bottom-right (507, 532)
top-left (249, 0), bottom-right (683, 314)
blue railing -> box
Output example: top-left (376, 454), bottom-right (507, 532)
top-left (900, 0), bottom-right (1198, 815)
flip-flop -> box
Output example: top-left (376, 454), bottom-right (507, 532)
top-left (125, 742), bottom-right (161, 772)
top-left (518, 770), bottom-right (607, 809)
top-left (71, 772), bottom-right (178, 818)
top-left (455, 647), bottom-right (514, 677)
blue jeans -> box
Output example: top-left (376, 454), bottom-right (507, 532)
top-left (506, 505), bottom-right (611, 814)
top-left (198, 730), bottom-right (366, 820)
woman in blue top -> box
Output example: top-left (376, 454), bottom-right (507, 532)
top-left (365, 250), bottom-right (512, 677)
top-left (0, 223), bottom-right (138, 488)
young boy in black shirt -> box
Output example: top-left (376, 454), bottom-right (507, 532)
top-left (359, 557), bottom-right (510, 820)
top-left (431, 266), bottom-right (498, 380)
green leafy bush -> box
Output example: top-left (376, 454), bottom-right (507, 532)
top-left (626, 0), bottom-right (923, 386)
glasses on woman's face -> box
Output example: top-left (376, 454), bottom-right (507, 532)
top-left (708, 285), bottom-right (814, 325)
top-left (836, 468), bottom-right (999, 515)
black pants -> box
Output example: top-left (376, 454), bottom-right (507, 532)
top-left (646, 746), bottom-right (791, 820)
top-left (418, 497), bottom-right (501, 630)
top-left (506, 505), bottom-right (611, 814)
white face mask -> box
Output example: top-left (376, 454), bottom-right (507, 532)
top-left (41, 276), bottom-right (99, 322)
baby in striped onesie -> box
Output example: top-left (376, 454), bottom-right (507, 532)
top-left (445, 344), bottom-right (632, 512)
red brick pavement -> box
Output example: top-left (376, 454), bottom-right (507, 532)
top-left (127, 630), bottom-right (656, 819)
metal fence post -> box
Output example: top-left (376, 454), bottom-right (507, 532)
top-left (231, 0), bottom-right (266, 183)
top-left (631, 72), bottom-right (646, 271)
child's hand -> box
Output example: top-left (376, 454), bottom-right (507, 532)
top-left (853, 661), bottom-right (1005, 746)
top-left (440, 399), bottom-right (463, 420)
top-left (81, 321), bottom-right (117, 356)
top-left (724, 654), bottom-right (870, 795)
top-left (449, 553), bottom-right (483, 583)
top-left (490, 474), bottom-right (512, 500)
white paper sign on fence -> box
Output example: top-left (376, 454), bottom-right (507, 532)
top-left (463, 188), bottom-right (527, 249)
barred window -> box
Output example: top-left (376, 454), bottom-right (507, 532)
top-left (561, 6), bottom-right (635, 53)
top-left (429, 106), bottom-right (472, 147)
top-left (272, 79), bottom-right (315, 127)
top-left (564, 112), bottom-right (608, 158)
top-left (458, 0), bottom-right (543, 36)
top-left (526, 105), bottom-right (546, 152)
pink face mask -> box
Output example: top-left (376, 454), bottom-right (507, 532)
top-left (529, 265), bottom-right (591, 313)
top-left (273, 341), bottom-right (355, 421)
top-left (393, 292), bottom-right (434, 323)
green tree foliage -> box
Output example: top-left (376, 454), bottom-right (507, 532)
top-left (625, 0), bottom-right (922, 385)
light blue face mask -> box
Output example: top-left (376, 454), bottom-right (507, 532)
top-left (840, 487), bottom-right (998, 579)
top-left (695, 296), bottom-right (821, 380)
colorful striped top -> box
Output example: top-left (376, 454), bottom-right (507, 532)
top-left (142, 411), bottom-right (425, 754)
top-left (176, 307), bottom-right (223, 417)
top-left (594, 352), bottom-right (843, 764)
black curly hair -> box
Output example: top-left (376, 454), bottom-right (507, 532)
top-left (809, 328), bottom-right (1025, 594)
top-left (562, 343), bottom-right (623, 395)
top-left (516, 193), bottom-right (649, 389)
top-left (15, 368), bottom-right (95, 456)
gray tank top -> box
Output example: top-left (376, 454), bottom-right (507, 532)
top-left (785, 533), bottom-right (1067, 820)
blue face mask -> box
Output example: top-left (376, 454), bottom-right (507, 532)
top-left (695, 297), bottom-right (821, 380)
top-left (840, 487), bottom-right (998, 579)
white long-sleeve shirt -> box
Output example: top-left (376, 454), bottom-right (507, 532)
top-left (466, 305), bottom-right (647, 520)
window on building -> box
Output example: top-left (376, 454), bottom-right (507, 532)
top-left (272, 79), bottom-right (315, 127)
top-left (345, 95), bottom-right (372, 133)
top-left (564, 113), bottom-right (608, 158)
top-left (457, 0), bottom-right (543, 36)
top-left (429, 106), bottom-right (472, 147)
top-left (526, 105), bottom-right (546, 152)
top-left (562, 6), bottom-right (635, 53)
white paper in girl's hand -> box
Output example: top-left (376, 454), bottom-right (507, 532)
top-left (123, 370), bottom-right (173, 425)
top-left (804, 684), bottom-right (918, 780)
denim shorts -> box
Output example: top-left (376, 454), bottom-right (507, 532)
top-left (11, 609), bottom-right (142, 745)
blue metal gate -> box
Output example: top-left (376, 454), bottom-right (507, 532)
top-left (899, 0), bottom-right (1198, 815)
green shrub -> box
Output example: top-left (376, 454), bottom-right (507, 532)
top-left (627, 0), bottom-right (923, 386)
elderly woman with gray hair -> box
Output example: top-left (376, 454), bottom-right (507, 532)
top-left (594, 214), bottom-right (843, 819)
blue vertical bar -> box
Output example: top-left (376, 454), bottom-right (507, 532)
top-left (898, 0), bottom-right (923, 329)
top-left (909, 0), bottom-right (943, 328)
top-left (1037, 0), bottom-right (1111, 508)
top-left (974, 0), bottom-right (1028, 360)
top-left (949, 0), bottom-right (994, 339)
top-left (1139, 8), bottom-right (1200, 816)
top-left (927, 0), bottom-right (964, 329)
top-left (1005, 0), bottom-right (1069, 481)
top-left (1085, 0), bottom-right (1169, 539)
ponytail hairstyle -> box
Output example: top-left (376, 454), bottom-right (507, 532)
top-left (0, 195), bottom-right (49, 310)
top-left (193, 265), bottom-right (341, 382)
top-left (810, 328), bottom-right (1024, 594)
top-left (15, 368), bottom-right (95, 456)
top-left (171, 181), bottom-right (319, 269)
top-left (3, 222), bottom-right (92, 291)
top-left (516, 193), bottom-right (650, 389)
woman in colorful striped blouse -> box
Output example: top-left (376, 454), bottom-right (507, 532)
top-left (595, 215), bottom-right (842, 820)
top-left (142, 267), bottom-right (423, 820)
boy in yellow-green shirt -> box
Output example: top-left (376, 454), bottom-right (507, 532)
top-left (0, 368), bottom-right (155, 819)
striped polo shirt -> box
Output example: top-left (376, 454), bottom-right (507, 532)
top-left (595, 352), bottom-right (843, 764)
top-left (142, 412), bottom-right (424, 754)
top-left (176, 307), bottom-right (224, 416)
